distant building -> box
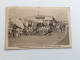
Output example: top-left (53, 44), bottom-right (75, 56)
top-left (25, 15), bottom-right (57, 27)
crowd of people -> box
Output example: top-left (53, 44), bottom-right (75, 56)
top-left (8, 22), bottom-right (69, 38)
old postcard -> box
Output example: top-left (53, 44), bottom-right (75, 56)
top-left (5, 7), bottom-right (72, 49)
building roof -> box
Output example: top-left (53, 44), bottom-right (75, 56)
top-left (34, 19), bottom-right (43, 23)
top-left (44, 17), bottom-right (53, 20)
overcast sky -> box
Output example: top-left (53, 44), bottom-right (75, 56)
top-left (9, 7), bottom-right (70, 21)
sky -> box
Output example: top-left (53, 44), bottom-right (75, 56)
top-left (8, 7), bottom-right (70, 21)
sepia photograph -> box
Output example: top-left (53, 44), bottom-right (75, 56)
top-left (5, 7), bottom-right (72, 49)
